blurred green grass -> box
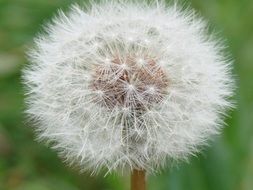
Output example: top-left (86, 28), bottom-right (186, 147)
top-left (0, 0), bottom-right (252, 190)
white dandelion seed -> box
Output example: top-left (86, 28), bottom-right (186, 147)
top-left (23, 1), bottom-right (234, 175)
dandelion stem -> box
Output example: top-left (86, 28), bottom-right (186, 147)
top-left (131, 169), bottom-right (146, 190)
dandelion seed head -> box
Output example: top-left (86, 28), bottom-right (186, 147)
top-left (23, 1), bottom-right (234, 173)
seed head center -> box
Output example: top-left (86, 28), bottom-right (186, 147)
top-left (90, 55), bottom-right (169, 110)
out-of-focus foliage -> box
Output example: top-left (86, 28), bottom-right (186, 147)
top-left (0, 0), bottom-right (252, 189)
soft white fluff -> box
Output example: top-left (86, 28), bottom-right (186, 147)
top-left (23, 1), bottom-right (234, 173)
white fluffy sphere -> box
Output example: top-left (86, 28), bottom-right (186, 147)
top-left (23, 1), bottom-right (234, 173)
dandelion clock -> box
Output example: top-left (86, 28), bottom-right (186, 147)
top-left (23, 1), bottom-right (234, 189)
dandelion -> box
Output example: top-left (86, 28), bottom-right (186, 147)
top-left (23, 1), bottom-right (234, 189)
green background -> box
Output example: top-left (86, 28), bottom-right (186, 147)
top-left (0, 0), bottom-right (252, 189)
